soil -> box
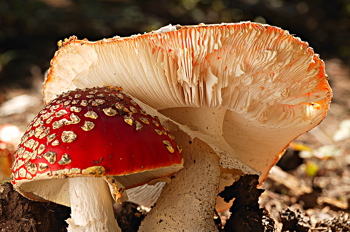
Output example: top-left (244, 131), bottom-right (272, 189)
top-left (0, 59), bottom-right (349, 231)
top-left (219, 175), bottom-right (267, 232)
top-left (0, 182), bottom-right (70, 232)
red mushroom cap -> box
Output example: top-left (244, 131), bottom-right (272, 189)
top-left (11, 86), bottom-right (183, 204)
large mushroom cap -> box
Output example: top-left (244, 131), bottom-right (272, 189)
top-left (43, 22), bottom-right (332, 184)
top-left (11, 86), bottom-right (183, 206)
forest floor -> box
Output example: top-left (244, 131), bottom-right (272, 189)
top-left (0, 59), bottom-right (349, 231)
top-left (260, 59), bottom-right (350, 231)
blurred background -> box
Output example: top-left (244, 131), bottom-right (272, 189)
top-left (0, 0), bottom-right (350, 92)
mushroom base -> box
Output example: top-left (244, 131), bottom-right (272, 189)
top-left (66, 177), bottom-right (121, 232)
top-left (139, 131), bottom-right (221, 232)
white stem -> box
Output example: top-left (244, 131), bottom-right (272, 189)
top-left (66, 177), bottom-right (121, 232)
top-left (139, 131), bottom-right (221, 232)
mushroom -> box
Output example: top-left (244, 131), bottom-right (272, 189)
top-left (0, 139), bottom-right (15, 181)
top-left (43, 22), bottom-right (332, 231)
top-left (0, 124), bottom-right (21, 181)
top-left (11, 86), bottom-right (183, 232)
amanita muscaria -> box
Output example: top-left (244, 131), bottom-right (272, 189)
top-left (43, 22), bottom-right (332, 231)
top-left (11, 86), bottom-right (183, 232)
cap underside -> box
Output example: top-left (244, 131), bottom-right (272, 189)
top-left (44, 22), bottom-right (331, 182)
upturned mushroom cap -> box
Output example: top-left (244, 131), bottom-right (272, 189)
top-left (11, 86), bottom-right (183, 206)
top-left (43, 22), bottom-right (332, 184)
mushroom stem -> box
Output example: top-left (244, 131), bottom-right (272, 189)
top-left (139, 134), bottom-right (221, 232)
top-left (66, 177), bottom-right (121, 232)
